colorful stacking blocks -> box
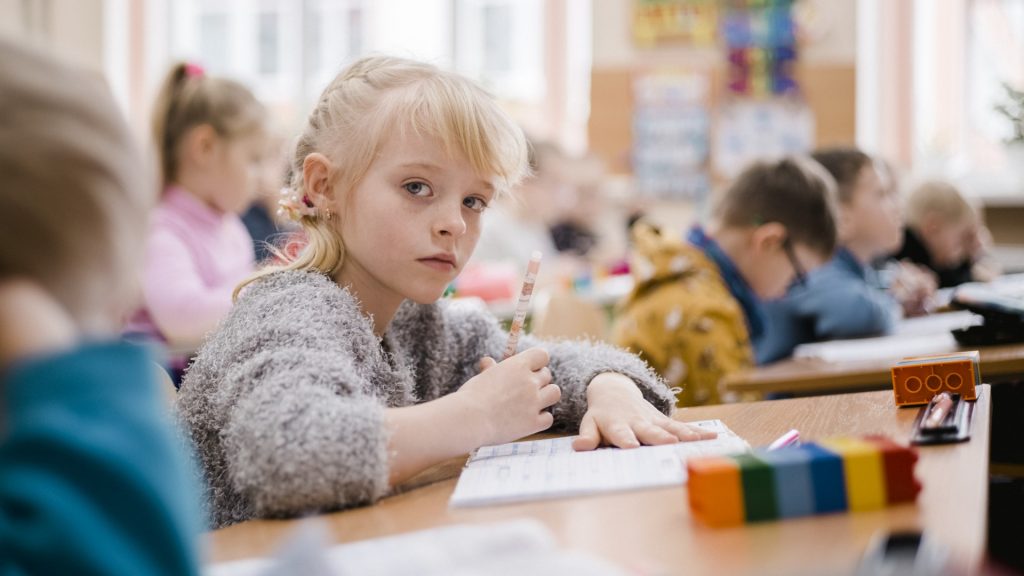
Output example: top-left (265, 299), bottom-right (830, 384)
top-left (891, 351), bottom-right (980, 406)
top-left (687, 436), bottom-right (920, 527)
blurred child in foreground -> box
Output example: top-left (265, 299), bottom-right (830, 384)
top-left (0, 39), bottom-right (201, 575)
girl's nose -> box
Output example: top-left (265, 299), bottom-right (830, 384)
top-left (435, 201), bottom-right (467, 237)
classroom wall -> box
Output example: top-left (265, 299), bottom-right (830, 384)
top-left (0, 0), bottom-right (105, 71)
top-left (589, 0), bottom-right (858, 180)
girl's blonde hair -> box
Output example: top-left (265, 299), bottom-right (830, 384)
top-left (152, 63), bottom-right (266, 188)
top-left (905, 180), bottom-right (975, 229)
top-left (0, 39), bottom-right (150, 330)
top-left (235, 55), bottom-right (529, 298)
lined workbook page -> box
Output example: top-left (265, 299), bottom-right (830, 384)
top-left (449, 419), bottom-right (749, 508)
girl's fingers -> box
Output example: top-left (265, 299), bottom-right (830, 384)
top-left (573, 415), bottom-right (601, 451)
top-left (478, 356), bottom-right (497, 373)
top-left (539, 383), bottom-right (561, 408)
top-left (633, 421), bottom-right (678, 446)
top-left (602, 422), bottom-right (640, 449)
top-left (535, 366), bottom-right (552, 387)
top-left (668, 420), bottom-right (717, 441)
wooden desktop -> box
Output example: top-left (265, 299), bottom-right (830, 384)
top-left (207, 386), bottom-right (991, 576)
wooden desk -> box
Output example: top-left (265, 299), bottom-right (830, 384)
top-left (725, 342), bottom-right (1024, 396)
top-left (207, 387), bottom-right (991, 576)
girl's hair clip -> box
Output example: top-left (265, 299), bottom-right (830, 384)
top-left (277, 188), bottom-right (322, 221)
top-left (184, 62), bottom-right (205, 79)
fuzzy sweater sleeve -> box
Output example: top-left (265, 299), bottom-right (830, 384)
top-left (429, 299), bottom-right (675, 431)
top-left (178, 272), bottom-right (391, 523)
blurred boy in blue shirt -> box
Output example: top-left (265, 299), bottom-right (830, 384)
top-left (758, 148), bottom-right (935, 363)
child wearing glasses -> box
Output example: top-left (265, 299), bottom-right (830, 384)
top-left (613, 157), bottom-right (839, 406)
top-left (758, 147), bottom-right (933, 363)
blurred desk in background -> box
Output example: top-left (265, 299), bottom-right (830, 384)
top-left (726, 338), bottom-right (1024, 397)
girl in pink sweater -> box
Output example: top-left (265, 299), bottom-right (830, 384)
top-left (127, 63), bottom-right (267, 378)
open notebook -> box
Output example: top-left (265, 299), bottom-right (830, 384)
top-left (449, 419), bottom-right (749, 508)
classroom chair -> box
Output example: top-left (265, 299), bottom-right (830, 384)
top-left (530, 291), bottom-right (609, 342)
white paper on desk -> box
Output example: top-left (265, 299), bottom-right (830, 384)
top-left (793, 332), bottom-right (959, 363)
top-left (449, 419), bottom-right (749, 508)
top-left (205, 519), bottom-right (629, 576)
top-left (892, 311), bottom-right (981, 337)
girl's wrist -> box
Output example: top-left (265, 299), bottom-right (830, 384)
top-left (587, 372), bottom-right (642, 401)
top-left (444, 388), bottom-right (495, 449)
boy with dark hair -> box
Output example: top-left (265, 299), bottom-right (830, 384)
top-left (758, 147), bottom-right (935, 363)
top-left (614, 156), bottom-right (839, 406)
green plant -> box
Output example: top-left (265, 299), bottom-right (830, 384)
top-left (995, 82), bottom-right (1024, 144)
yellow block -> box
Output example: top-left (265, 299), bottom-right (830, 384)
top-left (819, 438), bottom-right (887, 511)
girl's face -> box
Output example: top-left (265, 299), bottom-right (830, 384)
top-left (842, 165), bottom-right (903, 257)
top-left (923, 215), bottom-right (975, 267)
top-left (334, 129), bottom-right (496, 306)
top-left (205, 131), bottom-right (265, 214)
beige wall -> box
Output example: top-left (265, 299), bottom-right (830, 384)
top-left (0, 0), bottom-right (105, 71)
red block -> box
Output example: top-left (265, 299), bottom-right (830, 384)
top-left (862, 435), bottom-right (921, 504)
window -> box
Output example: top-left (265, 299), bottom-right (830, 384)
top-left (454, 0), bottom-right (545, 102)
top-left (147, 0), bottom-right (586, 147)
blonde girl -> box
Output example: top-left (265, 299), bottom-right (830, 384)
top-left (126, 63), bottom-right (267, 368)
top-left (177, 56), bottom-right (714, 528)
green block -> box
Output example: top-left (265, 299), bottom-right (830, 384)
top-left (732, 453), bottom-right (778, 522)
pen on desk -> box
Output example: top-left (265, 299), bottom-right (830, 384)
top-left (923, 392), bottom-right (953, 429)
top-left (768, 429), bottom-right (801, 451)
top-left (503, 251), bottom-right (542, 360)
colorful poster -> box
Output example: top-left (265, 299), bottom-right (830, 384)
top-left (633, 0), bottom-right (719, 47)
top-left (721, 0), bottom-right (799, 97)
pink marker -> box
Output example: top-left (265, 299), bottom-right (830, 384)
top-left (503, 251), bottom-right (542, 359)
top-left (767, 429), bottom-right (801, 451)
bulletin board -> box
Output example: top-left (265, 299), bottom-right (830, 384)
top-left (588, 62), bottom-right (856, 179)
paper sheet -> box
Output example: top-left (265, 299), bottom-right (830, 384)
top-left (449, 419), bottom-right (749, 508)
top-left (206, 519), bottom-right (629, 576)
top-left (792, 332), bottom-right (960, 363)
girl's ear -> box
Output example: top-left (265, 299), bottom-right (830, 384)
top-left (182, 124), bottom-right (218, 168)
top-left (302, 152), bottom-right (334, 206)
top-left (750, 221), bottom-right (788, 255)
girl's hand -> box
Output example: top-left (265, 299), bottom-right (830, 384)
top-left (457, 347), bottom-right (561, 446)
top-left (573, 372), bottom-right (716, 451)
top-left (890, 261), bottom-right (937, 316)
top-left (0, 279), bottom-right (77, 369)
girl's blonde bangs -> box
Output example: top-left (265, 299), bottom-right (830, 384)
top-left (378, 76), bottom-right (529, 194)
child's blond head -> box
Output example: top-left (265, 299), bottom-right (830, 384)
top-left (0, 40), bottom-right (150, 331)
top-left (152, 63), bottom-right (266, 189)
top-left (905, 180), bottom-right (975, 229)
top-left (238, 56), bottom-right (528, 296)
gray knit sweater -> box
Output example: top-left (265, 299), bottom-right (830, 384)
top-left (176, 270), bottom-right (673, 528)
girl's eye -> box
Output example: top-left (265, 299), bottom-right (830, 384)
top-left (463, 196), bottom-right (488, 213)
top-left (403, 181), bottom-right (432, 197)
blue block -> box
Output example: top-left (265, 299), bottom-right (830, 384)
top-left (757, 448), bottom-right (814, 518)
top-left (800, 443), bottom-right (848, 514)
